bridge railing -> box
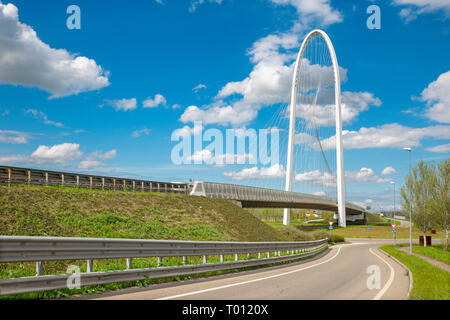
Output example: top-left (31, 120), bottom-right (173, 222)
top-left (0, 166), bottom-right (189, 194)
top-left (0, 236), bottom-right (328, 296)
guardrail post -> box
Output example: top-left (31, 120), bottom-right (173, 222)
top-left (61, 174), bottom-right (64, 186)
top-left (45, 172), bottom-right (48, 186)
top-left (165, 184), bottom-right (168, 193)
top-left (132, 181), bottom-right (135, 191)
top-left (141, 181), bottom-right (144, 192)
top-left (113, 179), bottom-right (116, 190)
top-left (203, 256), bottom-right (207, 264)
top-left (87, 260), bottom-right (93, 273)
top-left (126, 258), bottom-right (132, 269)
top-left (267, 251), bottom-right (270, 258)
top-left (247, 253), bottom-right (250, 260)
top-left (157, 257), bottom-right (161, 267)
top-left (36, 261), bottom-right (42, 276)
top-left (89, 177), bottom-right (93, 189)
top-left (27, 170), bottom-right (31, 185)
top-left (76, 175), bottom-right (79, 188)
top-left (258, 252), bottom-right (261, 259)
top-left (220, 255), bottom-right (224, 263)
top-left (123, 180), bottom-right (126, 190)
top-left (7, 168), bottom-right (11, 187)
top-left (235, 254), bottom-right (238, 261)
top-left (102, 178), bottom-right (105, 190)
top-left (183, 256), bottom-right (187, 265)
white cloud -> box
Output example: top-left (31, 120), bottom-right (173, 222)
top-left (193, 84), bottom-right (207, 92)
top-left (426, 143), bottom-right (450, 153)
top-left (294, 167), bottom-right (393, 186)
top-left (0, 3), bottom-right (109, 98)
top-left (132, 128), bottom-right (151, 138)
top-left (313, 191), bottom-right (326, 196)
top-left (393, 0), bottom-right (450, 20)
top-left (77, 149), bottom-right (117, 169)
top-left (319, 123), bottom-right (450, 150)
top-left (174, 123), bottom-right (204, 137)
top-left (420, 70), bottom-right (450, 124)
top-left (189, 0), bottom-right (223, 13)
top-left (103, 98), bottom-right (137, 111)
top-left (381, 166), bottom-right (398, 176)
top-left (31, 143), bottom-right (82, 164)
top-left (0, 130), bottom-right (29, 144)
top-left (0, 154), bottom-right (28, 164)
top-left (77, 159), bottom-right (105, 170)
top-left (223, 164), bottom-right (285, 180)
top-left (25, 109), bottom-right (64, 127)
top-left (188, 150), bottom-right (255, 166)
top-left (143, 94), bottom-right (167, 108)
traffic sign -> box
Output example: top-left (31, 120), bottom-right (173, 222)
top-left (329, 226), bottom-right (333, 230)
top-left (392, 229), bottom-right (396, 233)
top-left (367, 227), bottom-right (370, 231)
top-left (329, 221), bottom-right (334, 226)
top-left (388, 219), bottom-right (391, 223)
top-left (391, 224), bottom-right (396, 229)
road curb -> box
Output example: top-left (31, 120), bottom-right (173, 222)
top-left (377, 247), bottom-right (413, 300)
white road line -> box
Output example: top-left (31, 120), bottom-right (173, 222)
top-left (156, 246), bottom-right (342, 300)
top-left (369, 248), bottom-right (395, 300)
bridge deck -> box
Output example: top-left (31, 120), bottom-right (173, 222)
top-left (190, 182), bottom-right (365, 215)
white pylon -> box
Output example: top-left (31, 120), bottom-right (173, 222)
top-left (284, 29), bottom-right (346, 228)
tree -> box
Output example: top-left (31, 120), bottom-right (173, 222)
top-left (401, 160), bottom-right (437, 247)
top-left (430, 158), bottom-right (449, 251)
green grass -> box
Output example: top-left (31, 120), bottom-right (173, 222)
top-left (380, 245), bottom-right (449, 300)
top-left (0, 184), bottom-right (328, 299)
top-left (412, 245), bottom-right (450, 265)
top-left (331, 225), bottom-right (445, 239)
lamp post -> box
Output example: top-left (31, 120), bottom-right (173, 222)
top-left (390, 181), bottom-right (396, 245)
top-left (403, 147), bottom-right (412, 254)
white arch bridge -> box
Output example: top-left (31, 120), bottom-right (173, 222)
top-left (190, 182), bottom-right (365, 222)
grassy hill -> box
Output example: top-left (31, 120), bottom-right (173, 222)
top-left (0, 185), bottom-right (289, 242)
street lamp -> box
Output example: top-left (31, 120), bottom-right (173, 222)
top-left (390, 181), bottom-right (396, 245)
top-left (403, 147), bottom-right (412, 254)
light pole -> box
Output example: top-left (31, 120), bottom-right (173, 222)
top-left (390, 181), bottom-right (396, 245)
top-left (403, 147), bottom-right (412, 254)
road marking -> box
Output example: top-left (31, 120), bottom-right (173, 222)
top-left (369, 248), bottom-right (395, 300)
top-left (156, 246), bottom-right (342, 300)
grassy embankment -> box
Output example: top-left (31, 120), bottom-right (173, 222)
top-left (0, 185), bottom-right (328, 299)
top-left (380, 245), bottom-right (449, 300)
top-left (412, 245), bottom-right (449, 264)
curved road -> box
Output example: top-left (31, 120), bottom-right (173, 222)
top-left (87, 240), bottom-right (410, 300)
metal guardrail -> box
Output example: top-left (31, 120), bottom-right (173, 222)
top-left (0, 236), bottom-right (328, 296)
top-left (0, 165), bottom-right (189, 194)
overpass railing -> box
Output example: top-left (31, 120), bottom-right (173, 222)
top-left (0, 236), bottom-right (328, 296)
top-left (0, 166), bottom-right (189, 194)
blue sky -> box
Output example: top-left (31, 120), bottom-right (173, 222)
top-left (0, 0), bottom-right (449, 212)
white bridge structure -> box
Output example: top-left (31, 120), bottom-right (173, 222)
top-left (192, 30), bottom-right (361, 226)
top-left (190, 182), bottom-right (365, 221)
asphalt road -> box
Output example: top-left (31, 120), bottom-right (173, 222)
top-left (88, 240), bottom-right (410, 300)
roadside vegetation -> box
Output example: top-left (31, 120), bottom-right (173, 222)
top-left (401, 158), bottom-right (449, 250)
top-left (412, 245), bottom-right (450, 264)
top-left (0, 185), bottom-right (331, 299)
top-left (380, 245), bottom-right (449, 300)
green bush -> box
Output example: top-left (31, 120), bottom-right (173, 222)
top-left (329, 234), bottom-right (345, 243)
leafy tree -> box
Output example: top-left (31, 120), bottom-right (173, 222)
top-left (401, 160), bottom-right (437, 247)
top-left (430, 158), bottom-right (449, 251)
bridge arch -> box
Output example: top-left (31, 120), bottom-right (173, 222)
top-left (283, 29), bottom-right (346, 227)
